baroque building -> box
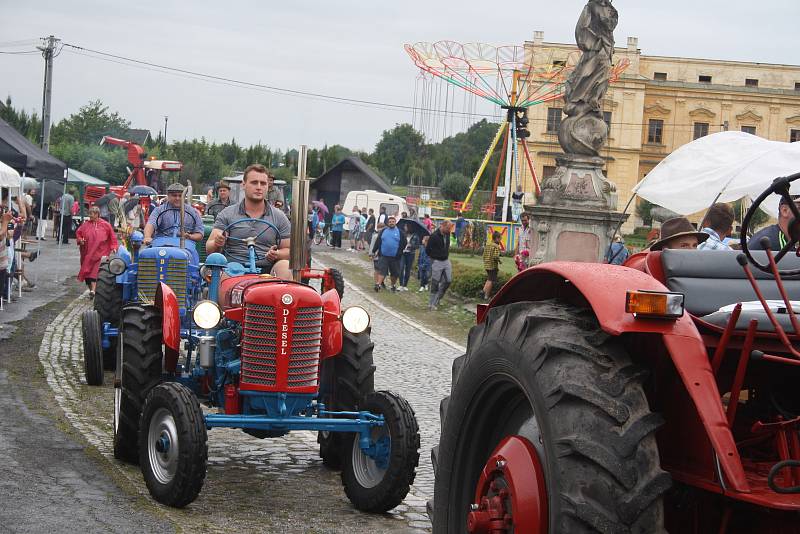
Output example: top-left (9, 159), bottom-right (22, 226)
top-left (520, 32), bottom-right (800, 231)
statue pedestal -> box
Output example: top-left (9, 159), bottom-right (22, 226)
top-left (530, 155), bottom-right (628, 265)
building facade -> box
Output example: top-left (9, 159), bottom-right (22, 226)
top-left (520, 32), bottom-right (800, 231)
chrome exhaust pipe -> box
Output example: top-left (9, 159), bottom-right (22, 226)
top-left (290, 145), bottom-right (309, 282)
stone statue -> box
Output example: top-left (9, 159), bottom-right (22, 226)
top-left (558, 0), bottom-right (618, 157)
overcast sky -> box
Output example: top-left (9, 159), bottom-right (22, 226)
top-left (1, 1), bottom-right (797, 153)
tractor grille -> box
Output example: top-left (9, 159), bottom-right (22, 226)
top-left (241, 304), bottom-right (323, 390)
top-left (137, 256), bottom-right (188, 305)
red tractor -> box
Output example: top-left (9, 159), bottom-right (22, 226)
top-left (430, 174), bottom-right (800, 533)
top-left (111, 170), bottom-right (420, 511)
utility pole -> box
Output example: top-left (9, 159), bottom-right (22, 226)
top-left (164, 116), bottom-right (169, 145)
top-left (37, 35), bottom-right (60, 152)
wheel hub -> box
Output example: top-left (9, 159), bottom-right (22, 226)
top-left (467, 436), bottom-right (547, 534)
top-left (155, 433), bottom-right (171, 454)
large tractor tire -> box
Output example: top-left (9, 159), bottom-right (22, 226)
top-left (329, 267), bottom-right (345, 300)
top-left (342, 390), bottom-right (420, 513)
top-left (431, 300), bottom-right (671, 533)
top-left (318, 329), bottom-right (376, 469)
top-left (94, 257), bottom-right (123, 370)
top-left (113, 305), bottom-right (163, 464)
top-left (81, 310), bottom-right (104, 386)
top-left (139, 382), bottom-right (208, 508)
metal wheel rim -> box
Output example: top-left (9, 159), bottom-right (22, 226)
top-left (147, 407), bottom-right (179, 485)
top-left (351, 429), bottom-right (389, 489)
top-left (462, 376), bottom-right (548, 531)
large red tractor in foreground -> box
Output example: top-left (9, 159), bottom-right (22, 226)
top-left (431, 174), bottom-right (800, 533)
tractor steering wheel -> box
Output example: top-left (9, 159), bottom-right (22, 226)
top-left (154, 206), bottom-right (196, 239)
top-left (741, 171), bottom-right (800, 276)
top-left (221, 217), bottom-right (281, 267)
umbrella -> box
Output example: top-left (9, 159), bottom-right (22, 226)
top-left (123, 197), bottom-right (142, 213)
top-left (398, 218), bottom-right (430, 239)
top-left (312, 200), bottom-right (329, 215)
top-left (94, 192), bottom-right (118, 207)
top-left (634, 131), bottom-right (800, 217)
top-left (0, 160), bottom-right (21, 188)
top-left (130, 185), bottom-right (157, 196)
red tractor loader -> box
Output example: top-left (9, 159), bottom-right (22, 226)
top-left (430, 174), bottom-right (800, 533)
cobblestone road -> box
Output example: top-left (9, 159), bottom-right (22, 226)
top-left (42, 268), bottom-right (464, 531)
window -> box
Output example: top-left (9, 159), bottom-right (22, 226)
top-left (542, 166), bottom-right (557, 179)
top-left (552, 60), bottom-right (566, 67)
top-left (379, 203), bottom-right (400, 217)
top-left (699, 75), bottom-right (712, 83)
top-left (791, 129), bottom-right (800, 143)
top-left (795, 82), bottom-right (800, 91)
top-left (745, 78), bottom-right (759, 88)
top-left (647, 119), bottom-right (664, 144)
top-left (546, 107), bottom-right (563, 133)
top-left (653, 72), bottom-right (667, 81)
top-left (741, 126), bottom-right (757, 135)
top-left (603, 111), bottom-right (612, 132)
top-left (693, 122), bottom-right (709, 140)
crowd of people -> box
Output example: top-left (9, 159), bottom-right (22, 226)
top-left (1, 186), bottom-right (42, 307)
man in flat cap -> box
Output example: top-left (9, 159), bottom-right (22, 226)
top-left (143, 183), bottom-right (204, 246)
top-left (206, 181), bottom-right (232, 219)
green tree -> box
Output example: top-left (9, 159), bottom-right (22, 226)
top-left (636, 199), bottom-right (654, 226)
top-left (372, 124), bottom-right (425, 185)
top-left (440, 171), bottom-right (470, 201)
top-left (50, 99), bottom-right (130, 145)
top-left (0, 96), bottom-right (42, 143)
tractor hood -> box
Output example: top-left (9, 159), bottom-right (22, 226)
top-left (219, 275), bottom-right (322, 311)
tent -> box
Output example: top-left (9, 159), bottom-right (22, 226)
top-left (68, 168), bottom-right (110, 219)
top-left (0, 117), bottom-right (66, 183)
top-left (634, 131), bottom-right (800, 217)
top-left (0, 160), bottom-right (21, 188)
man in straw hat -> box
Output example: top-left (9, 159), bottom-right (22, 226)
top-left (648, 217), bottom-right (709, 251)
top-left (143, 183), bottom-right (204, 246)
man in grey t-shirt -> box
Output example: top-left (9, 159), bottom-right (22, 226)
top-left (206, 164), bottom-right (291, 278)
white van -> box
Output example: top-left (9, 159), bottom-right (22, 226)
top-left (341, 190), bottom-right (410, 219)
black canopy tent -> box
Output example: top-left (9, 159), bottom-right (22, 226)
top-left (0, 117), bottom-right (66, 183)
top-left (0, 116), bottom-right (68, 268)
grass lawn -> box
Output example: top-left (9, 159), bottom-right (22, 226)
top-left (449, 251), bottom-right (517, 277)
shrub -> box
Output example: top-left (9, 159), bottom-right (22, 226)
top-left (449, 263), bottom-right (512, 298)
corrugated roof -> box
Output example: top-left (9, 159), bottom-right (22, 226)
top-left (311, 156), bottom-right (393, 193)
top-left (123, 128), bottom-right (151, 145)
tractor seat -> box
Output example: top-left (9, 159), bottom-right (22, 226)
top-left (660, 249), bottom-right (800, 333)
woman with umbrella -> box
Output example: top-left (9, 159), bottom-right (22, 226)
top-left (76, 205), bottom-right (118, 297)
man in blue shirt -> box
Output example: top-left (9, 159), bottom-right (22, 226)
top-left (143, 183), bottom-right (204, 246)
top-left (604, 235), bottom-right (630, 264)
top-left (371, 215), bottom-right (407, 292)
top-left (330, 205), bottom-right (346, 249)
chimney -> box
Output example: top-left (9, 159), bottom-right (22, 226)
top-left (533, 31), bottom-right (544, 47)
top-left (627, 36), bottom-right (639, 51)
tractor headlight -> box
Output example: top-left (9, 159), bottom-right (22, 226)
top-left (108, 257), bottom-right (127, 275)
top-left (193, 300), bottom-right (222, 329)
top-left (342, 306), bottom-right (370, 334)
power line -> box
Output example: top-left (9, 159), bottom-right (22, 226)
top-left (0, 50), bottom-right (39, 55)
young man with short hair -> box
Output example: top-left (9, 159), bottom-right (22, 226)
top-left (206, 163), bottom-right (292, 278)
top-left (698, 203), bottom-right (735, 251)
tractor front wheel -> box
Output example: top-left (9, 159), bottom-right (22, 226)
top-left (329, 267), bottom-right (345, 300)
top-left (113, 305), bottom-right (163, 464)
top-left (94, 257), bottom-right (123, 370)
top-left (81, 310), bottom-right (103, 386)
top-left (139, 382), bottom-right (208, 508)
top-left (341, 390), bottom-right (420, 513)
top-left (318, 330), bottom-right (376, 469)
top-left (431, 300), bottom-right (671, 533)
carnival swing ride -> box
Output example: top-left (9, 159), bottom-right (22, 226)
top-left (405, 40), bottom-right (628, 220)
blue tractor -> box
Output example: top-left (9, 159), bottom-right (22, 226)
top-left (81, 190), bottom-right (203, 386)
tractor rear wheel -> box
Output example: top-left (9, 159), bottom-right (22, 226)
top-left (81, 310), bottom-right (104, 386)
top-left (318, 329), bottom-right (376, 469)
top-left (431, 300), bottom-right (670, 533)
top-left (139, 382), bottom-right (207, 508)
top-left (341, 390), bottom-right (420, 512)
top-left (113, 305), bottom-right (163, 464)
top-left (94, 257), bottom-right (123, 370)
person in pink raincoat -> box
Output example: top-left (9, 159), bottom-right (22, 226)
top-left (76, 206), bottom-right (118, 297)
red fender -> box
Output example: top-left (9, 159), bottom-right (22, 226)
top-left (487, 262), bottom-right (749, 492)
top-left (155, 282), bottom-right (181, 372)
top-left (320, 288), bottom-right (343, 359)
